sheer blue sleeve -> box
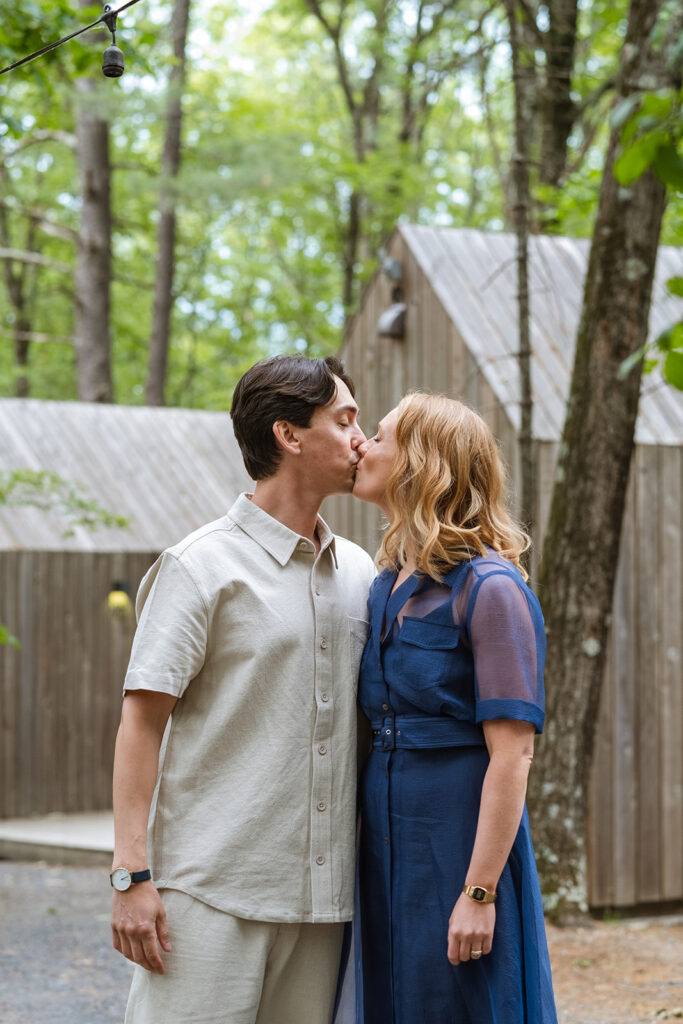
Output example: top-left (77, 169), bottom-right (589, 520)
top-left (466, 568), bottom-right (546, 733)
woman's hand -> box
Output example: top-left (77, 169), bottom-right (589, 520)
top-left (447, 892), bottom-right (495, 965)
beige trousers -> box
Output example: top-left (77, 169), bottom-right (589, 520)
top-left (125, 889), bottom-right (345, 1024)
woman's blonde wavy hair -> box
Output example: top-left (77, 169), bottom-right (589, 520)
top-left (378, 392), bottom-right (530, 580)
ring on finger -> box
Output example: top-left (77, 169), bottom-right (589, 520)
top-left (471, 949), bottom-right (483, 959)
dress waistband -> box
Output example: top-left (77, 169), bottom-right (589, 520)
top-left (370, 713), bottom-right (485, 751)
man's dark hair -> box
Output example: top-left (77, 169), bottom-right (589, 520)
top-left (230, 355), bottom-right (355, 480)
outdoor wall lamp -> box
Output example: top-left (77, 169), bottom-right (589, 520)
top-left (378, 251), bottom-right (403, 284)
top-left (376, 250), bottom-right (406, 339)
top-left (108, 580), bottom-right (132, 615)
top-left (377, 300), bottom-right (407, 339)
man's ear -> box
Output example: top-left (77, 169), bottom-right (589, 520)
top-left (272, 419), bottom-right (303, 456)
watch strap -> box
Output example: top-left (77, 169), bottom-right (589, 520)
top-left (130, 869), bottom-right (152, 884)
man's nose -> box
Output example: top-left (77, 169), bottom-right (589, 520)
top-left (355, 436), bottom-right (370, 457)
top-left (351, 425), bottom-right (367, 450)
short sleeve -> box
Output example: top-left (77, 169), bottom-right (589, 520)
top-left (123, 552), bottom-right (208, 698)
top-left (467, 569), bottom-right (546, 733)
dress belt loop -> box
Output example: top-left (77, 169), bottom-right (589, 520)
top-left (381, 712), bottom-right (396, 751)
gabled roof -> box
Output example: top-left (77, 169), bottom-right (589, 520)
top-left (0, 400), bottom-right (252, 552)
top-left (400, 225), bottom-right (683, 445)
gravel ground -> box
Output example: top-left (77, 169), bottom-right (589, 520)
top-left (0, 861), bottom-right (132, 1024)
top-left (1, 861), bottom-right (681, 1023)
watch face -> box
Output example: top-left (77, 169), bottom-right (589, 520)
top-left (111, 868), bottom-right (132, 892)
top-left (472, 886), bottom-right (486, 902)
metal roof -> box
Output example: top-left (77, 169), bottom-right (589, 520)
top-left (400, 225), bottom-right (683, 445)
top-left (0, 400), bottom-right (253, 552)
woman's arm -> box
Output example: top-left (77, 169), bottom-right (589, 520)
top-left (110, 689), bottom-right (177, 974)
top-left (446, 718), bottom-right (535, 965)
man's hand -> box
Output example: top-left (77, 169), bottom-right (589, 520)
top-left (111, 882), bottom-right (171, 974)
top-left (447, 892), bottom-right (495, 965)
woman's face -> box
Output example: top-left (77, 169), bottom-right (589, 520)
top-left (353, 407), bottom-right (399, 511)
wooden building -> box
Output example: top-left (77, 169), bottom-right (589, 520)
top-left (0, 400), bottom-right (251, 819)
top-left (324, 226), bottom-right (683, 910)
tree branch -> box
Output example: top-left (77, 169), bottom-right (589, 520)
top-left (0, 248), bottom-right (72, 273)
top-left (1, 129), bottom-right (77, 158)
top-left (0, 199), bottom-right (78, 243)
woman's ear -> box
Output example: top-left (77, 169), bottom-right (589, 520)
top-left (272, 419), bottom-right (302, 456)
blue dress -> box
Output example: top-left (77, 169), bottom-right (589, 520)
top-left (357, 552), bottom-right (557, 1024)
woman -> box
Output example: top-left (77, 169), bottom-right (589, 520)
top-left (352, 393), bottom-right (557, 1024)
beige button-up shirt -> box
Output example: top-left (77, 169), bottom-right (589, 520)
top-left (124, 493), bottom-right (375, 924)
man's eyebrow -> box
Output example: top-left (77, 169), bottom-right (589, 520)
top-left (337, 402), bottom-right (359, 416)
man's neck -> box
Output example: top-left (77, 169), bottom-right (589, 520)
top-left (250, 476), bottom-right (324, 552)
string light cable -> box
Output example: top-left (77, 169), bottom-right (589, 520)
top-left (0, 0), bottom-right (145, 77)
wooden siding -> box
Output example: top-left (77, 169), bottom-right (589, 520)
top-left (399, 225), bottom-right (683, 446)
top-left (1, 551), bottom-right (154, 818)
top-left (326, 228), bottom-right (683, 909)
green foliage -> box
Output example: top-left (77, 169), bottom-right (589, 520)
top-left (0, 0), bottom-right (681, 405)
top-left (618, 278), bottom-right (683, 391)
top-left (0, 623), bottom-right (20, 648)
top-left (613, 89), bottom-right (683, 190)
top-left (611, 82), bottom-right (683, 390)
top-left (0, 469), bottom-right (130, 534)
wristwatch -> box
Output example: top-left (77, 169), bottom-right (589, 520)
top-left (463, 884), bottom-right (497, 903)
top-left (110, 867), bottom-right (152, 892)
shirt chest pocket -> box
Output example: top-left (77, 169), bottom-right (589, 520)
top-left (397, 617), bottom-right (460, 687)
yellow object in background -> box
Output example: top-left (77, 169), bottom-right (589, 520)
top-left (108, 582), bottom-right (132, 615)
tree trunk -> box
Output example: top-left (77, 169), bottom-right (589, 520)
top-left (0, 196), bottom-right (35, 397)
top-left (539, 0), bottom-right (578, 186)
top-left (12, 317), bottom-right (31, 397)
top-left (342, 190), bottom-right (361, 319)
top-left (528, 0), bottom-right (677, 920)
top-left (74, 22), bottom-right (114, 404)
top-left (145, 0), bottom-right (191, 406)
top-left (505, 0), bottom-right (536, 546)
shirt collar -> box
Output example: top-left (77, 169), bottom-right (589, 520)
top-left (228, 493), bottom-right (338, 568)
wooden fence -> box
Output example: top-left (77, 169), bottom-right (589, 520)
top-left (1, 550), bottom-right (154, 818)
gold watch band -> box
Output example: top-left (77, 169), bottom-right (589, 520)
top-left (463, 883), bottom-right (497, 903)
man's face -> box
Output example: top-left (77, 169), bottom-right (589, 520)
top-left (298, 376), bottom-right (366, 496)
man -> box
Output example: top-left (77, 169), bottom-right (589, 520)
top-left (111, 355), bottom-right (375, 1024)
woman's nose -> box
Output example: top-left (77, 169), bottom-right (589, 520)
top-left (356, 437), bottom-right (370, 456)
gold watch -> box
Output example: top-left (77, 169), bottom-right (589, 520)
top-left (463, 884), bottom-right (497, 903)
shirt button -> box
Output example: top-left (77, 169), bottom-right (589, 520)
top-left (320, 692), bottom-right (329, 702)
top-left (316, 855), bottom-right (325, 866)
top-left (318, 744), bottom-right (327, 755)
top-left (315, 586), bottom-right (321, 596)
top-left (382, 703), bottom-right (389, 711)
top-left (317, 801), bottom-right (326, 812)
top-left (320, 637), bottom-right (327, 650)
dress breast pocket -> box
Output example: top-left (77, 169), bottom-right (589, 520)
top-left (397, 617), bottom-right (460, 690)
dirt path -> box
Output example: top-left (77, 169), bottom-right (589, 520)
top-left (547, 916), bottom-right (683, 1023)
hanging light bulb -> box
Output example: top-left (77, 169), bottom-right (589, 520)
top-left (102, 4), bottom-right (125, 77)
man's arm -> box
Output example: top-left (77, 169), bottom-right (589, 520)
top-left (111, 689), bottom-right (177, 974)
